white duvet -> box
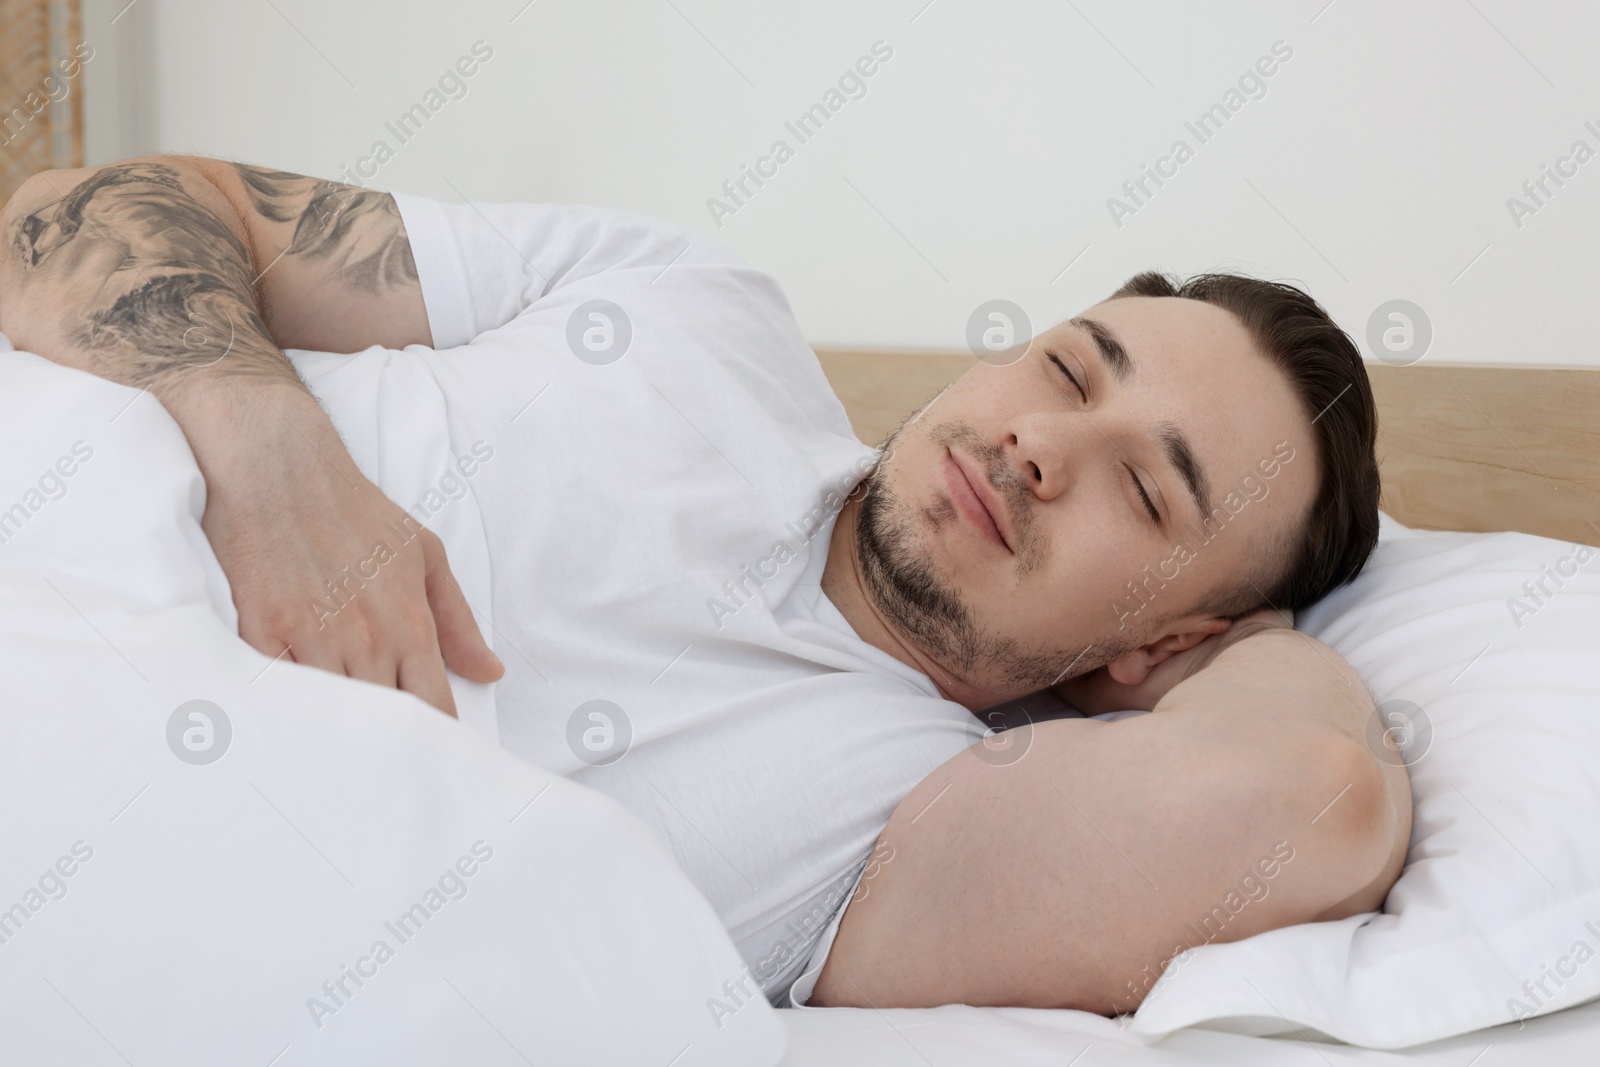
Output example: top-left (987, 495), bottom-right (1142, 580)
top-left (13, 317), bottom-right (1600, 1064)
top-left (0, 348), bottom-right (785, 1066)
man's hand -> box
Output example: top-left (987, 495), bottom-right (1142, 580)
top-left (187, 383), bottom-right (503, 715)
top-left (0, 156), bottom-right (503, 713)
top-left (1053, 607), bottom-right (1293, 716)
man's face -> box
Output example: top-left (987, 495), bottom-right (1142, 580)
top-left (853, 295), bottom-right (1318, 705)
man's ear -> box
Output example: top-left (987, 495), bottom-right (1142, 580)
top-left (1105, 616), bottom-right (1233, 686)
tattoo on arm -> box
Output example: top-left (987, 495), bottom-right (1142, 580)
top-left (2, 158), bottom-right (424, 400)
top-left (6, 160), bottom-right (295, 393)
top-left (230, 163), bottom-right (419, 295)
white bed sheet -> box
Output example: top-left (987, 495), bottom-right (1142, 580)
top-left (777, 996), bottom-right (1600, 1065)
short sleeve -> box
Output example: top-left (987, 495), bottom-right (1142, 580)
top-left (784, 862), bottom-right (867, 1007)
top-left (391, 193), bottom-right (746, 349)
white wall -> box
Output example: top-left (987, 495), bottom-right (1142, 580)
top-left (81, 0), bottom-right (153, 165)
top-left (85, 0), bottom-right (1600, 365)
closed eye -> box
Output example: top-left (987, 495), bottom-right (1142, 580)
top-left (1127, 466), bottom-right (1160, 524)
top-left (1048, 352), bottom-right (1086, 401)
top-left (1049, 348), bottom-right (1157, 525)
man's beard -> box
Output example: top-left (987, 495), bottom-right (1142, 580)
top-left (852, 420), bottom-right (1137, 694)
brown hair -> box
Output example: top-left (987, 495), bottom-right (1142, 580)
top-left (1108, 270), bottom-right (1381, 617)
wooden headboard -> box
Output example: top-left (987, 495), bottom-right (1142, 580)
top-left (814, 348), bottom-right (1600, 545)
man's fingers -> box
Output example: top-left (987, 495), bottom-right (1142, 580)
top-left (285, 636), bottom-right (343, 676)
top-left (236, 618), bottom-right (291, 666)
top-left (223, 500), bottom-right (496, 717)
top-left (278, 607), bottom-right (460, 718)
top-left (239, 615), bottom-right (342, 676)
top-left (420, 532), bottom-right (505, 683)
top-left (399, 652), bottom-right (459, 719)
top-left (343, 649), bottom-right (400, 692)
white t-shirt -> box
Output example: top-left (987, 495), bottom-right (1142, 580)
top-left (299, 193), bottom-right (984, 1000)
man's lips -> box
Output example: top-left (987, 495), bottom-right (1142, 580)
top-left (942, 448), bottom-right (1014, 554)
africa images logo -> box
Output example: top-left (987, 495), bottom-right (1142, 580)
top-left (166, 700), bottom-right (232, 766)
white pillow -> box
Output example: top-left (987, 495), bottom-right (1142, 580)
top-left (0, 352), bottom-right (786, 1066)
top-left (1131, 512), bottom-right (1600, 1048)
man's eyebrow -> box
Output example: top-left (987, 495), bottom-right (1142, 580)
top-left (1157, 421), bottom-right (1211, 523)
top-left (1067, 315), bottom-right (1132, 383)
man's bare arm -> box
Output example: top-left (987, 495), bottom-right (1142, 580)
top-left (0, 156), bottom-right (502, 711)
top-left (0, 157), bottom-right (431, 382)
top-left (210, 160), bottom-right (433, 354)
top-left (811, 628), bottom-right (1412, 1012)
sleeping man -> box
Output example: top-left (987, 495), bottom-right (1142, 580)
top-left (0, 156), bottom-right (1411, 1015)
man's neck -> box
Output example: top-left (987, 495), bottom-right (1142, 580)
top-left (821, 495), bottom-right (993, 711)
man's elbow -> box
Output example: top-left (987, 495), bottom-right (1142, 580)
top-left (1305, 733), bottom-right (1413, 919)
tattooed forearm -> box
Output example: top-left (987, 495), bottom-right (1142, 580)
top-left (231, 163), bottom-right (419, 295)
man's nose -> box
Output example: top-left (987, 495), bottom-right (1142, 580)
top-left (1005, 415), bottom-right (1090, 502)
